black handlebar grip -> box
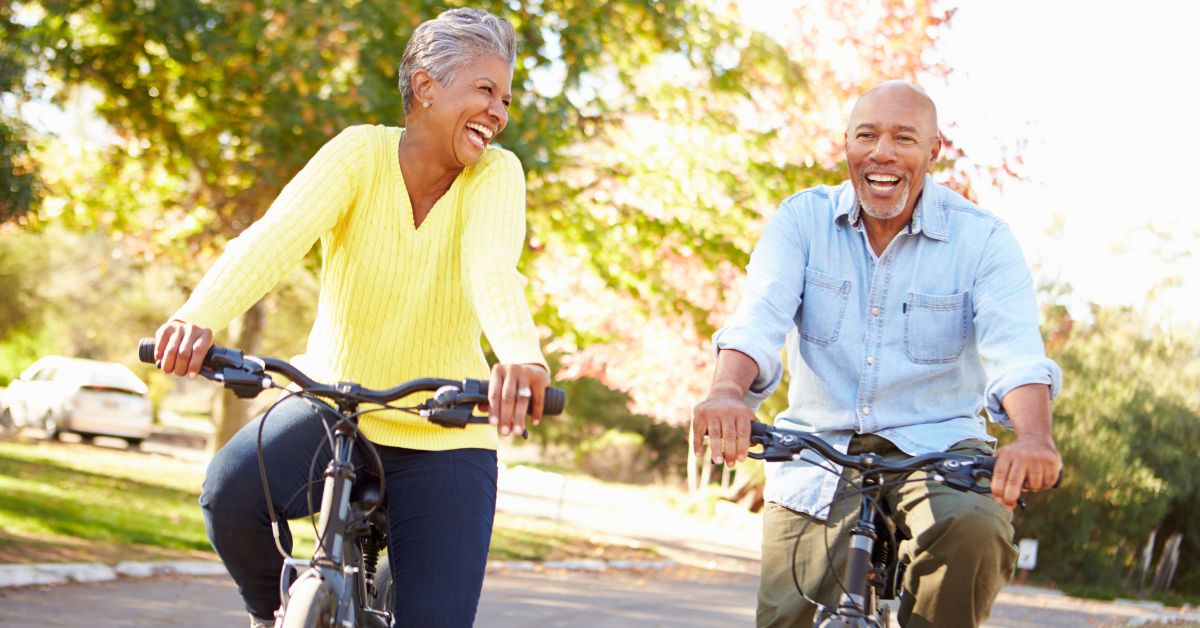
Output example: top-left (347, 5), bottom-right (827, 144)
top-left (542, 388), bottom-right (566, 416)
top-left (138, 338), bottom-right (156, 364)
top-left (476, 381), bottom-right (566, 416)
top-left (750, 422), bottom-right (770, 437)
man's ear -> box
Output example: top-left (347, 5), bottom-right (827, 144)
top-left (929, 131), bottom-right (944, 169)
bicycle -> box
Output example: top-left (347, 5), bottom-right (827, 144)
top-left (748, 422), bottom-right (1051, 628)
top-left (138, 338), bottom-right (565, 628)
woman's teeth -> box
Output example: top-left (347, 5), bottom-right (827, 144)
top-left (466, 123), bottom-right (493, 148)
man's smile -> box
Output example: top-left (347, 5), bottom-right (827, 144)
top-left (865, 172), bottom-right (903, 192)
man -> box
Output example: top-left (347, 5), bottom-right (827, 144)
top-left (692, 81), bottom-right (1063, 628)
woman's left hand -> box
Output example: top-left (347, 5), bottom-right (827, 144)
top-left (484, 363), bottom-right (550, 438)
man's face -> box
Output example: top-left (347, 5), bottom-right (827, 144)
top-left (844, 88), bottom-right (942, 221)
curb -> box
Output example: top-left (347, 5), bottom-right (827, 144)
top-left (2, 558), bottom-right (678, 588)
top-left (1127, 614), bottom-right (1200, 626)
top-left (0, 561), bottom-right (228, 588)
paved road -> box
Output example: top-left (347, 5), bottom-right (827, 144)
top-left (3, 570), bottom-right (1187, 628)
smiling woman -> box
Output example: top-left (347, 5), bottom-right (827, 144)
top-left (148, 8), bottom-right (550, 628)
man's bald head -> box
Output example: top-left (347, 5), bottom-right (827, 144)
top-left (844, 80), bottom-right (943, 223)
top-left (848, 80), bottom-right (938, 138)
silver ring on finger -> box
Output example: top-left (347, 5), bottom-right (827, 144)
top-left (516, 387), bottom-right (532, 399)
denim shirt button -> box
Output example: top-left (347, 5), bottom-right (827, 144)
top-left (862, 406), bottom-right (870, 415)
top-left (867, 356), bottom-right (874, 365)
top-left (871, 306), bottom-right (880, 316)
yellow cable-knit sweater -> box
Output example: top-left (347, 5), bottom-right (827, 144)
top-left (171, 125), bottom-right (548, 451)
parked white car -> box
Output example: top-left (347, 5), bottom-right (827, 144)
top-left (0, 356), bottom-right (153, 447)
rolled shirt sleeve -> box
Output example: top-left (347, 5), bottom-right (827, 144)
top-left (713, 200), bottom-right (809, 409)
top-left (971, 221), bottom-right (1063, 428)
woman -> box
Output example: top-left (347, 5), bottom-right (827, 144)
top-left (153, 9), bottom-right (547, 627)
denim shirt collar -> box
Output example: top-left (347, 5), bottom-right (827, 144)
top-left (834, 174), bottom-right (949, 242)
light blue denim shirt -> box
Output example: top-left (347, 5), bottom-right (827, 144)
top-left (714, 175), bottom-right (1062, 519)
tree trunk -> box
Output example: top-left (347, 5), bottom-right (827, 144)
top-left (1151, 533), bottom-right (1184, 594)
top-left (205, 299), bottom-right (266, 456)
top-left (698, 442), bottom-right (714, 497)
top-left (687, 427), bottom-right (698, 496)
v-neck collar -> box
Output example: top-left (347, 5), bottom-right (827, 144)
top-left (392, 128), bottom-right (463, 233)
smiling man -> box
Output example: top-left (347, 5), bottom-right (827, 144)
top-left (692, 81), bottom-right (1064, 627)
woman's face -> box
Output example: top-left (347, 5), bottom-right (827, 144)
top-left (426, 54), bottom-right (513, 168)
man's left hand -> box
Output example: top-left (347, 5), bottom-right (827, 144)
top-left (991, 436), bottom-right (1062, 511)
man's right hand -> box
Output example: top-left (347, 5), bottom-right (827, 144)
top-left (155, 320), bottom-right (214, 379)
top-left (692, 394), bottom-right (757, 467)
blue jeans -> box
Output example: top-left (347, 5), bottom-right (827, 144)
top-left (200, 395), bottom-right (498, 627)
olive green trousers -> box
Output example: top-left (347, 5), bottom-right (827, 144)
top-left (757, 435), bottom-right (1018, 628)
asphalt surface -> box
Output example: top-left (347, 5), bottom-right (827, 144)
top-left (4, 433), bottom-right (1196, 627)
top-left (3, 570), bottom-right (1191, 628)
top-left (0, 571), bottom-right (757, 628)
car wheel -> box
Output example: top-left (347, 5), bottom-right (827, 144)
top-left (42, 413), bottom-right (61, 441)
top-left (0, 408), bottom-right (15, 435)
top-left (124, 438), bottom-right (143, 449)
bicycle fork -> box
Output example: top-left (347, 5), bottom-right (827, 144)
top-left (818, 475), bottom-right (886, 628)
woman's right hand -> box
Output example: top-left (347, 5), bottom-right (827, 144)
top-left (155, 320), bottom-right (214, 379)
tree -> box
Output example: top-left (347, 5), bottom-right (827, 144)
top-left (540, 0), bottom-right (967, 425)
top-left (15, 0), bottom-right (983, 455)
top-left (1, 1), bottom-right (40, 222)
top-left (19, 0), bottom-right (742, 449)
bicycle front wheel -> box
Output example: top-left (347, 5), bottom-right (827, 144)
top-left (281, 577), bottom-right (336, 628)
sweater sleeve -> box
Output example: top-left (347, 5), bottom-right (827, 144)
top-left (171, 126), bottom-right (369, 332)
top-left (459, 149), bottom-right (549, 371)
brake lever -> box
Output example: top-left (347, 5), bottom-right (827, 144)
top-left (748, 432), bottom-right (804, 462)
top-left (201, 365), bottom-right (271, 399)
top-left (422, 386), bottom-right (529, 439)
top-left (933, 458), bottom-right (1026, 509)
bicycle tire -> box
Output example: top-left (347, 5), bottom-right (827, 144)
top-left (280, 577), bottom-right (336, 628)
top-left (371, 553), bottom-right (394, 614)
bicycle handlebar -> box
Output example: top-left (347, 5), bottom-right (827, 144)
top-left (138, 338), bottom-right (566, 416)
top-left (749, 421), bottom-right (1000, 498)
top-left (750, 421), bottom-right (994, 472)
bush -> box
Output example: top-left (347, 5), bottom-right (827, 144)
top-left (1010, 297), bottom-right (1200, 595)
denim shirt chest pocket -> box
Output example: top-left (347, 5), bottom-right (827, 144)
top-left (904, 291), bottom-right (971, 364)
top-left (795, 268), bottom-right (852, 347)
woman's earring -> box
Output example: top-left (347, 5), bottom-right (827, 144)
top-left (423, 101), bottom-right (431, 108)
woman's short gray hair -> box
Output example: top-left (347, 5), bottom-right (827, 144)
top-left (398, 8), bottom-right (518, 114)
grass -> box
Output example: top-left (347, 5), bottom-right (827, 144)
top-left (0, 437), bottom-right (658, 566)
top-left (489, 512), bottom-right (657, 562)
top-left (0, 439), bottom-right (214, 564)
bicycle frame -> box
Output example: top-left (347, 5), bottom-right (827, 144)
top-left (137, 337), bottom-right (566, 628)
top-left (277, 394), bottom-right (391, 628)
top-left (748, 423), bottom-right (1005, 628)
top-left (814, 472), bottom-right (897, 628)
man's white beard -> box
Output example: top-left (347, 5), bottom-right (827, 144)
top-left (857, 182), bottom-right (910, 220)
